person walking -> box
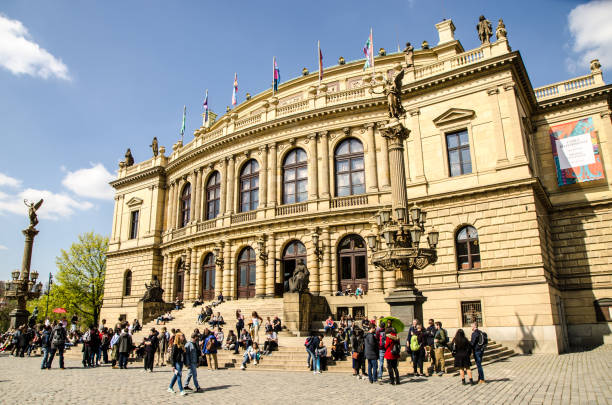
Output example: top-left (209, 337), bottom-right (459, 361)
top-left (118, 327), bottom-right (132, 369)
top-left (316, 340), bottom-right (328, 373)
top-left (143, 328), bottom-right (158, 372)
top-left (425, 319), bottom-right (436, 373)
top-left (110, 328), bottom-right (120, 368)
top-left (203, 329), bottom-right (219, 370)
top-left (40, 325), bottom-right (51, 369)
top-left (452, 329), bottom-right (474, 385)
top-left (350, 328), bottom-right (366, 378)
top-left (46, 322), bottom-right (66, 369)
top-left (168, 332), bottom-right (187, 396)
top-left (384, 327), bottom-right (401, 385)
top-left (471, 322), bottom-right (487, 384)
top-left (183, 333), bottom-right (202, 392)
top-left (157, 326), bottom-right (169, 366)
top-left (433, 321), bottom-right (448, 376)
top-left (364, 325), bottom-right (379, 383)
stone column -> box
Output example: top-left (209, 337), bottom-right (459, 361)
top-left (193, 168), bottom-right (202, 222)
top-left (378, 132), bottom-right (391, 189)
top-left (226, 156), bottom-right (235, 214)
top-left (320, 227), bottom-right (332, 295)
top-left (165, 182), bottom-right (174, 231)
top-left (267, 143), bottom-right (277, 206)
top-left (383, 266), bottom-right (396, 292)
top-left (381, 123), bottom-right (410, 213)
top-left (307, 233), bottom-right (320, 295)
top-left (111, 196), bottom-right (120, 241)
top-left (189, 172), bottom-right (197, 223)
top-left (488, 87), bottom-right (509, 165)
top-left (190, 247), bottom-right (198, 300)
top-left (114, 195), bottom-right (124, 241)
top-left (167, 254), bottom-right (175, 301)
top-left (222, 241), bottom-right (231, 298)
top-left (255, 240), bottom-right (266, 298)
top-left (307, 134), bottom-right (319, 199)
top-left (370, 252), bottom-right (384, 293)
top-left (318, 131), bottom-right (330, 198)
top-left (174, 179), bottom-right (184, 229)
top-left (409, 109), bottom-right (426, 181)
top-left (228, 243), bottom-right (236, 299)
top-left (364, 123), bottom-right (379, 192)
top-left (219, 159), bottom-right (227, 216)
top-left (215, 243), bottom-right (224, 295)
top-left (265, 235), bottom-right (276, 297)
top-left (502, 83), bottom-right (527, 161)
top-left (162, 254), bottom-right (170, 301)
top-left (184, 248), bottom-right (192, 300)
top-left (259, 145), bottom-right (268, 208)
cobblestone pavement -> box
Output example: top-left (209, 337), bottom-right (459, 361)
top-left (2, 347), bottom-right (612, 405)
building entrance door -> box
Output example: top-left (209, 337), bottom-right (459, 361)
top-left (337, 234), bottom-right (368, 293)
top-left (237, 247), bottom-right (256, 298)
top-left (201, 253), bottom-right (215, 301)
top-left (175, 258), bottom-right (185, 301)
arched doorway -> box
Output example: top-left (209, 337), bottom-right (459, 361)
top-left (237, 247), bottom-right (256, 298)
top-left (282, 240), bottom-right (307, 291)
top-left (337, 234), bottom-right (368, 292)
top-left (201, 253), bottom-right (215, 300)
top-left (175, 257), bottom-right (185, 301)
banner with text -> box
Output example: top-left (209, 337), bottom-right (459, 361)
top-left (549, 117), bottom-right (604, 186)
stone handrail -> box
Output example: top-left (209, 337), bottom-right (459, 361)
top-left (414, 61), bottom-right (445, 79)
top-left (330, 195), bottom-right (368, 208)
top-left (275, 202), bottom-right (308, 216)
top-left (235, 113), bottom-right (262, 129)
top-left (451, 48), bottom-right (485, 68)
top-left (173, 228), bottom-right (186, 238)
top-left (197, 219), bottom-right (216, 231)
top-left (231, 211), bottom-right (256, 224)
top-left (326, 87), bottom-right (366, 104)
top-left (277, 100), bottom-right (309, 116)
top-left (534, 72), bottom-right (600, 100)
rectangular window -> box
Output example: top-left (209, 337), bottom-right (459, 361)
top-left (446, 130), bottom-right (472, 177)
top-left (461, 300), bottom-right (483, 327)
top-left (129, 210), bottom-right (139, 239)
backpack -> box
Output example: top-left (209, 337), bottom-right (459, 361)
top-left (378, 332), bottom-right (386, 350)
top-left (477, 331), bottom-right (488, 350)
top-left (390, 341), bottom-right (400, 356)
top-left (304, 337), bottom-right (311, 348)
top-left (51, 327), bottom-right (66, 346)
top-left (410, 334), bottom-right (421, 351)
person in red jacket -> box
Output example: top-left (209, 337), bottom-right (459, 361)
top-left (384, 327), bottom-right (400, 385)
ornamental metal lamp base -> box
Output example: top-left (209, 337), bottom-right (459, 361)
top-left (9, 308), bottom-right (30, 330)
top-left (384, 289), bottom-right (427, 343)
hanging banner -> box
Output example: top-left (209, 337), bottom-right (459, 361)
top-left (549, 117), bottom-right (604, 186)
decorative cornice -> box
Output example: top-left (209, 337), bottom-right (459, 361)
top-left (109, 166), bottom-right (165, 189)
top-left (536, 86), bottom-right (612, 112)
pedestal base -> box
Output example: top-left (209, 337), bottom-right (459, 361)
top-left (385, 289), bottom-right (427, 342)
top-left (9, 308), bottom-right (30, 330)
top-left (137, 301), bottom-right (174, 325)
top-left (283, 292), bottom-right (329, 336)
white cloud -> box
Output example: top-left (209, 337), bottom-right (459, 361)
top-left (0, 245), bottom-right (7, 250)
top-left (0, 188), bottom-right (93, 220)
top-left (0, 172), bottom-right (21, 188)
top-left (61, 163), bottom-right (115, 200)
top-left (0, 13), bottom-right (70, 80)
top-left (567, 0), bottom-right (612, 72)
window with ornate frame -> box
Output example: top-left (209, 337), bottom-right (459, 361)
top-left (456, 225), bottom-right (481, 270)
top-left (446, 129), bottom-right (472, 177)
top-left (240, 160), bottom-right (259, 212)
top-left (124, 270), bottom-right (132, 296)
top-left (180, 183), bottom-right (191, 227)
top-left (129, 210), bottom-right (139, 239)
top-left (334, 138), bottom-right (365, 197)
top-left (206, 171), bottom-right (221, 220)
top-left (282, 148), bottom-right (308, 204)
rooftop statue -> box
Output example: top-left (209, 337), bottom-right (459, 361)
top-left (403, 42), bottom-right (414, 67)
top-left (125, 148), bottom-right (134, 167)
top-left (477, 15), bottom-right (493, 44)
top-left (287, 259), bottom-right (310, 293)
top-left (150, 137), bottom-right (159, 157)
top-left (496, 18), bottom-right (507, 40)
top-left (25, 199), bottom-right (43, 229)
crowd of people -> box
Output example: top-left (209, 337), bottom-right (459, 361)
top-left (306, 315), bottom-right (488, 386)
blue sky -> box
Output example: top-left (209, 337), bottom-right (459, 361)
top-left (0, 0), bottom-right (610, 281)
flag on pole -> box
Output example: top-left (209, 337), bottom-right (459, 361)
top-left (203, 89), bottom-right (209, 124)
top-left (180, 105), bottom-right (186, 137)
top-left (232, 72), bottom-right (238, 106)
top-left (318, 40), bottom-right (323, 82)
top-left (273, 57), bottom-right (280, 93)
top-left (363, 28), bottom-right (374, 71)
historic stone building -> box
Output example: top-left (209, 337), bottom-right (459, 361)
top-left (101, 18), bottom-right (612, 354)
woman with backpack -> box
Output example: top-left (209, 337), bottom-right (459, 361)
top-left (451, 329), bottom-right (474, 385)
top-left (168, 332), bottom-right (187, 396)
top-left (384, 327), bottom-right (401, 385)
top-left (203, 329), bottom-right (219, 370)
top-left (410, 323), bottom-right (427, 377)
top-left (350, 328), bottom-right (366, 378)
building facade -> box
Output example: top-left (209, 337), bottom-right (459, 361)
top-left (101, 19), bottom-right (612, 354)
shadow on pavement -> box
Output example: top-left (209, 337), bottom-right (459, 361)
top-left (205, 384), bottom-right (235, 392)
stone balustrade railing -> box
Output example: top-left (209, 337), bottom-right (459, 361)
top-left (277, 100), bottom-right (309, 117)
top-left (231, 211), bottom-right (256, 224)
top-left (330, 195), bottom-right (369, 208)
top-left (534, 72), bottom-right (602, 101)
top-left (326, 87), bottom-right (366, 104)
top-left (275, 202), bottom-right (308, 216)
top-left (197, 219), bottom-right (216, 231)
top-left (235, 113), bottom-right (262, 129)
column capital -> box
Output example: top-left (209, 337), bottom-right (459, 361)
top-left (408, 108), bottom-right (420, 117)
top-left (269, 142), bottom-right (277, 150)
top-left (600, 111), bottom-right (611, 119)
top-left (502, 83), bottom-right (516, 92)
top-left (307, 133), bottom-right (318, 141)
top-left (364, 122), bottom-right (376, 130)
top-left (226, 155), bottom-right (235, 163)
top-left (258, 144), bottom-right (268, 153)
top-left (317, 130), bottom-right (329, 138)
top-left (487, 87), bottom-right (500, 96)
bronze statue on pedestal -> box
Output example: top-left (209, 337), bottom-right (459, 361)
top-left (288, 259), bottom-right (310, 293)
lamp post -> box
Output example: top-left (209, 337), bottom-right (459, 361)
top-left (6, 199), bottom-right (44, 329)
top-left (368, 118), bottom-right (439, 328)
top-left (44, 272), bottom-right (53, 320)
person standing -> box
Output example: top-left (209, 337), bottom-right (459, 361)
top-left (364, 325), bottom-right (379, 384)
top-left (425, 319), bottom-right (436, 373)
top-left (471, 322), bottom-right (487, 384)
top-left (47, 322), bottom-right (66, 369)
top-left (168, 332), bottom-right (187, 396)
top-left (409, 323), bottom-right (427, 377)
top-left (235, 310), bottom-right (244, 338)
top-left (251, 311), bottom-right (262, 344)
top-left (183, 333), bottom-right (202, 392)
top-left (118, 327), bottom-right (132, 369)
top-left (157, 326), bottom-right (169, 366)
top-left (40, 325), bottom-right (51, 369)
top-left (305, 332), bottom-right (320, 372)
top-left (384, 327), bottom-right (400, 385)
top-left (433, 321), bottom-right (448, 376)
top-left (350, 328), bottom-right (366, 378)
top-left (100, 328), bottom-right (110, 364)
top-left (316, 340), bottom-right (328, 373)
top-left (143, 328), bottom-right (158, 372)
top-left (376, 321), bottom-right (386, 383)
top-left (81, 326), bottom-right (94, 368)
top-left (90, 326), bottom-right (101, 367)
top-left (452, 329), bottom-right (474, 385)
top-left (203, 329), bottom-right (218, 370)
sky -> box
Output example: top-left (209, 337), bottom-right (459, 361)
top-left (0, 0), bottom-right (611, 282)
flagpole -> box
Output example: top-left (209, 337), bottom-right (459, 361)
top-left (371, 28), bottom-right (375, 77)
top-left (272, 56), bottom-right (275, 96)
top-left (318, 40), bottom-right (321, 87)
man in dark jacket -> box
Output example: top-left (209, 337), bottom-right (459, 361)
top-left (40, 325), bottom-right (51, 369)
top-left (184, 333), bottom-right (202, 392)
top-left (82, 325), bottom-right (95, 368)
top-left (143, 328), bottom-right (158, 372)
top-left (306, 333), bottom-right (320, 371)
top-left (118, 328), bottom-right (132, 369)
top-left (364, 325), bottom-right (379, 383)
top-left (425, 319), bottom-right (436, 373)
top-left (47, 323), bottom-right (66, 369)
top-left (470, 322), bottom-right (487, 384)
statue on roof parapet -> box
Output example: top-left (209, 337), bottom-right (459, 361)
top-left (124, 148), bottom-right (134, 167)
top-left (477, 15), bottom-right (493, 44)
top-left (496, 18), bottom-right (507, 40)
top-left (150, 137), bottom-right (158, 157)
top-left (403, 42), bottom-right (414, 67)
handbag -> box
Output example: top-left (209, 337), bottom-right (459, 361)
top-left (351, 352), bottom-right (359, 360)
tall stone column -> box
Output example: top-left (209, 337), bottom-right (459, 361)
top-left (364, 123), bottom-right (379, 192)
top-left (381, 123), bottom-right (410, 213)
top-left (255, 240), bottom-right (266, 298)
top-left (307, 233), bottom-right (320, 295)
top-left (259, 145), bottom-right (268, 208)
top-left (320, 227), bottom-right (332, 295)
top-left (162, 254), bottom-right (169, 301)
top-left (184, 248), bottom-right (192, 300)
top-left (409, 109), bottom-right (426, 182)
top-left (378, 133), bottom-right (391, 189)
top-left (502, 83), bottom-right (527, 161)
top-left (166, 254), bottom-right (175, 301)
top-left (189, 172), bottom-right (197, 223)
top-left (307, 134), bottom-right (319, 199)
top-left (174, 179), bottom-right (184, 229)
top-left (165, 182), bottom-right (174, 231)
top-left (267, 143), bottom-right (277, 206)
top-left (488, 87), bottom-right (509, 165)
top-left (116, 195), bottom-right (124, 241)
top-left (228, 243), bottom-right (236, 299)
top-left (214, 243), bottom-right (224, 295)
top-left (226, 156), bottom-right (235, 214)
top-left (190, 248), bottom-right (199, 300)
top-left (265, 235), bottom-right (276, 297)
top-left (111, 196), bottom-right (120, 241)
top-left (219, 159), bottom-right (227, 216)
top-left (222, 241), bottom-right (232, 298)
top-left (193, 168), bottom-right (202, 222)
top-left (318, 131), bottom-right (330, 198)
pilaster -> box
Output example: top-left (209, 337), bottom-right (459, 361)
top-left (307, 134), bottom-right (319, 199)
top-left (259, 145), bottom-right (268, 208)
top-left (268, 143), bottom-right (277, 206)
top-left (265, 234), bottom-right (276, 297)
top-left (226, 156), bottom-right (235, 214)
top-left (364, 123), bottom-right (379, 192)
top-left (318, 131), bottom-right (330, 198)
top-left (320, 227), bottom-right (332, 295)
top-left (409, 109), bottom-right (426, 182)
top-left (488, 87), bottom-right (509, 165)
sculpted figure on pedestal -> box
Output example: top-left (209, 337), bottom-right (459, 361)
top-left (141, 276), bottom-right (164, 302)
top-left (288, 259), bottom-right (310, 293)
top-left (150, 137), bottom-right (159, 157)
top-left (125, 148), bottom-right (134, 167)
top-left (496, 18), bottom-right (507, 40)
top-left (378, 69), bottom-right (405, 119)
top-left (25, 199), bottom-right (43, 229)
top-left (476, 15), bottom-right (493, 44)
top-left (403, 42), bottom-right (414, 67)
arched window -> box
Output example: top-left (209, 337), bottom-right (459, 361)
top-left (206, 171), bottom-right (221, 220)
top-left (124, 270), bottom-right (132, 296)
top-left (335, 138), bottom-right (365, 197)
top-left (240, 160), bottom-right (259, 212)
top-left (237, 247), bottom-right (256, 298)
top-left (180, 183), bottom-right (191, 227)
top-left (337, 234), bottom-right (368, 292)
top-left (456, 225), bottom-right (481, 270)
top-left (201, 253), bottom-right (216, 300)
top-left (282, 240), bottom-right (307, 285)
top-left (283, 149), bottom-right (308, 204)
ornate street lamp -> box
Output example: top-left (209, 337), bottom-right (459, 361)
top-left (257, 236), bottom-right (268, 262)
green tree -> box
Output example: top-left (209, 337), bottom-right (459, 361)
top-left (53, 232), bottom-right (107, 326)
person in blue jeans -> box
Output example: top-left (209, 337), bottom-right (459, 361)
top-left (305, 332), bottom-right (320, 371)
top-left (364, 325), bottom-right (379, 383)
top-left (168, 332), bottom-right (187, 396)
top-left (39, 325), bottom-right (51, 369)
top-left (183, 333), bottom-right (202, 392)
top-left (377, 321), bottom-right (387, 382)
top-left (470, 322), bottom-right (487, 384)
